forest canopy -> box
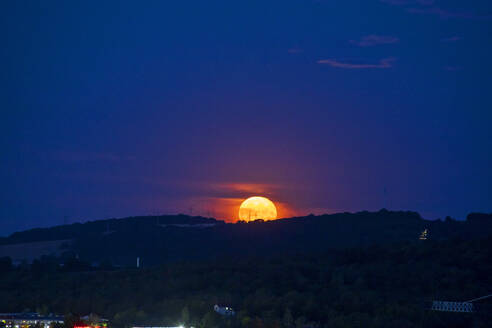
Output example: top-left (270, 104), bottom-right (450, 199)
top-left (1, 235), bottom-right (491, 328)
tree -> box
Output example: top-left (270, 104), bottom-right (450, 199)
top-left (0, 257), bottom-right (12, 273)
top-left (294, 317), bottom-right (305, 328)
top-left (36, 304), bottom-right (49, 315)
top-left (201, 312), bottom-right (218, 328)
top-left (251, 318), bottom-right (264, 328)
top-left (64, 314), bottom-right (81, 328)
top-left (87, 313), bottom-right (101, 325)
top-left (181, 306), bottom-right (190, 325)
top-left (282, 309), bottom-right (293, 328)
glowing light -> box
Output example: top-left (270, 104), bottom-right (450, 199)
top-left (238, 196), bottom-right (277, 222)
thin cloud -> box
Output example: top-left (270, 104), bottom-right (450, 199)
top-left (51, 151), bottom-right (134, 162)
top-left (287, 48), bottom-right (304, 54)
top-left (211, 182), bottom-right (280, 195)
top-left (317, 57), bottom-right (396, 69)
top-left (380, 0), bottom-right (409, 4)
top-left (380, 0), bottom-right (491, 20)
top-left (406, 7), bottom-right (489, 19)
top-left (444, 66), bottom-right (462, 71)
top-left (441, 36), bottom-right (463, 42)
top-left (350, 35), bottom-right (399, 47)
top-left (380, 0), bottom-right (434, 5)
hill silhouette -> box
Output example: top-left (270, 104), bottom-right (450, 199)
top-left (0, 210), bottom-right (491, 266)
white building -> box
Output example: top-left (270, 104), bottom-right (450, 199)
top-left (213, 305), bottom-right (235, 316)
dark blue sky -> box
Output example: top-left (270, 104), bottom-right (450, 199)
top-left (1, 0), bottom-right (491, 234)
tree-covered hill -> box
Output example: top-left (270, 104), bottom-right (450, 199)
top-left (0, 235), bottom-right (491, 328)
top-left (0, 211), bottom-right (491, 266)
top-left (0, 215), bottom-right (222, 245)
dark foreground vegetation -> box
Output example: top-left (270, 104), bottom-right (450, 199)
top-left (1, 235), bottom-right (491, 328)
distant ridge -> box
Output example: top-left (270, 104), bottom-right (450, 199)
top-left (0, 214), bottom-right (222, 245)
top-left (0, 210), bottom-right (490, 266)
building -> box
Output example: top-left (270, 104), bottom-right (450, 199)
top-left (419, 228), bottom-right (429, 240)
top-left (0, 313), bottom-right (63, 328)
top-left (213, 305), bottom-right (235, 316)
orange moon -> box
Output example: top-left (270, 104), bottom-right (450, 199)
top-left (238, 196), bottom-right (277, 222)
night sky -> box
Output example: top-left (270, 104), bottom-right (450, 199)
top-left (1, 0), bottom-right (491, 235)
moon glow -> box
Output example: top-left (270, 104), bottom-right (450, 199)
top-left (238, 196), bottom-right (277, 222)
